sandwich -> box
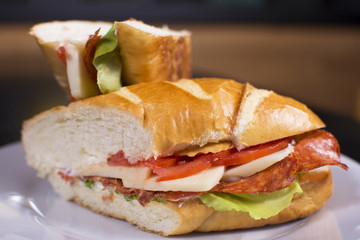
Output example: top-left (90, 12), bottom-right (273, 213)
top-left (30, 19), bottom-right (191, 99)
top-left (22, 78), bottom-right (348, 236)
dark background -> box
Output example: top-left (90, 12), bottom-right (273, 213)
top-left (1, 0), bottom-right (360, 23)
top-left (0, 0), bottom-right (359, 160)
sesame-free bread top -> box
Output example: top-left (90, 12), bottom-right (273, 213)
top-left (22, 78), bottom-right (324, 177)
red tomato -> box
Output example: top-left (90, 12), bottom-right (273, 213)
top-left (107, 137), bottom-right (291, 181)
top-left (144, 156), bottom-right (179, 169)
top-left (107, 151), bottom-right (130, 166)
top-left (153, 155), bottom-right (212, 182)
top-left (211, 138), bottom-right (291, 166)
top-left (57, 46), bottom-right (67, 65)
top-left (201, 148), bottom-right (236, 163)
top-left (108, 152), bottom-right (180, 168)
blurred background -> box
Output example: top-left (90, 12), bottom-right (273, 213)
top-left (0, 0), bottom-right (359, 159)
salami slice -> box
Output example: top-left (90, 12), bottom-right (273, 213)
top-left (212, 157), bottom-right (298, 194)
top-left (294, 130), bottom-right (348, 171)
top-left (210, 130), bottom-right (348, 195)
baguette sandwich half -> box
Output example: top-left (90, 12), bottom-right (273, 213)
top-left (30, 19), bottom-right (191, 99)
top-left (22, 78), bottom-right (348, 236)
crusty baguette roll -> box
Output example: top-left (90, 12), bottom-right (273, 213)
top-left (114, 20), bottom-right (191, 85)
top-left (47, 166), bottom-right (332, 236)
top-left (22, 78), bottom-right (324, 176)
top-left (22, 78), bottom-right (331, 236)
top-left (29, 20), bottom-right (191, 98)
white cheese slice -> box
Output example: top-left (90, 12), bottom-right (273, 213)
top-left (65, 41), bottom-right (99, 99)
top-left (80, 162), bottom-right (224, 192)
top-left (123, 166), bottom-right (225, 192)
top-left (80, 163), bottom-right (152, 186)
top-left (222, 144), bottom-right (294, 181)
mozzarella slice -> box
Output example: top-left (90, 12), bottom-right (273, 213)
top-left (80, 163), bottom-right (152, 186)
top-left (65, 41), bottom-right (99, 99)
top-left (222, 144), bottom-right (294, 181)
top-left (80, 163), bottom-right (224, 192)
top-left (123, 166), bottom-right (225, 192)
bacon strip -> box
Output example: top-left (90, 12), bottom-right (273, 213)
top-left (82, 176), bottom-right (200, 206)
top-left (212, 157), bottom-right (298, 194)
top-left (83, 28), bottom-right (101, 82)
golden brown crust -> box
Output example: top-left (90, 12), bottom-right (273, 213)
top-left (195, 167), bottom-right (332, 232)
top-left (69, 78), bottom-right (323, 157)
top-left (114, 21), bottom-right (191, 86)
top-left (24, 78), bottom-right (324, 159)
top-left (239, 90), bottom-right (325, 146)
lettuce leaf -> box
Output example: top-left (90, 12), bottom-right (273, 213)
top-left (81, 180), bottom-right (95, 189)
top-left (93, 24), bottom-right (122, 94)
top-left (123, 195), bottom-right (167, 204)
top-left (124, 195), bottom-right (138, 201)
top-left (199, 180), bottom-right (302, 220)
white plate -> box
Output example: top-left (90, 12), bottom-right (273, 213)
top-left (0, 142), bottom-right (359, 240)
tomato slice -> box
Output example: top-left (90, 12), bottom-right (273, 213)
top-left (153, 155), bottom-right (212, 182)
top-left (145, 156), bottom-right (180, 169)
top-left (107, 150), bottom-right (130, 166)
top-left (107, 137), bottom-right (291, 181)
top-left (108, 152), bottom-right (181, 168)
top-left (57, 46), bottom-right (67, 66)
top-left (211, 137), bottom-right (291, 166)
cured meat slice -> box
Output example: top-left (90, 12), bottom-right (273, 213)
top-left (83, 28), bottom-right (101, 81)
top-left (211, 130), bottom-right (348, 195)
top-left (82, 175), bottom-right (200, 206)
top-left (212, 157), bottom-right (298, 194)
top-left (294, 130), bottom-right (348, 171)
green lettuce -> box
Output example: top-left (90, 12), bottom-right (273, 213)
top-left (123, 195), bottom-right (167, 204)
top-left (199, 180), bottom-right (302, 220)
top-left (124, 195), bottom-right (138, 201)
top-left (93, 24), bottom-right (122, 94)
top-left (81, 180), bottom-right (95, 189)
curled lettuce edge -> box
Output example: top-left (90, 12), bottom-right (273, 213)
top-left (93, 24), bottom-right (122, 94)
top-left (199, 179), bottom-right (303, 220)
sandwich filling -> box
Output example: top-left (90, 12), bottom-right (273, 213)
top-left (54, 19), bottom-right (190, 100)
top-left (58, 130), bottom-right (347, 219)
